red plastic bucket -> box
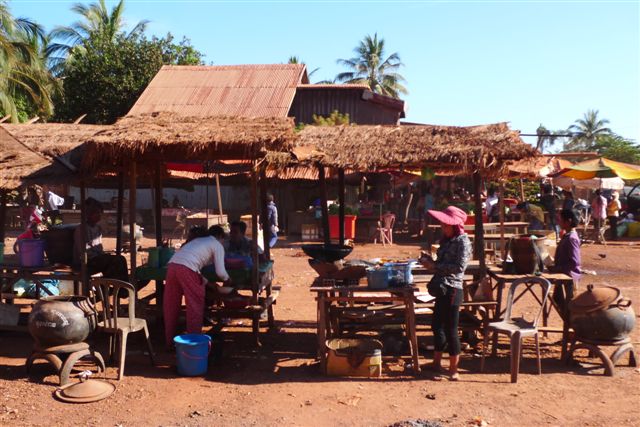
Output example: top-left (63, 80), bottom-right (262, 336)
top-left (329, 215), bottom-right (357, 239)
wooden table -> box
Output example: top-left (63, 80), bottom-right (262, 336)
top-left (310, 281), bottom-right (421, 375)
top-left (0, 262), bottom-right (82, 331)
top-left (135, 261), bottom-right (277, 345)
top-left (486, 265), bottom-right (574, 358)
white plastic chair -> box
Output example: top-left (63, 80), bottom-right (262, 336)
top-left (374, 213), bottom-right (395, 246)
top-left (480, 277), bottom-right (551, 383)
top-left (91, 278), bottom-right (155, 380)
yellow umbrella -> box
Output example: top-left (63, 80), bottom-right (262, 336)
top-left (556, 157), bottom-right (640, 180)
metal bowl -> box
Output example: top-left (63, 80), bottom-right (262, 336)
top-left (301, 244), bottom-right (353, 262)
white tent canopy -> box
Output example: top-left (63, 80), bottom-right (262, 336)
top-left (553, 176), bottom-right (625, 191)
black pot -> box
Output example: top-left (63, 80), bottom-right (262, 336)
top-left (28, 296), bottom-right (97, 348)
top-left (569, 285), bottom-right (636, 342)
top-left (301, 244), bottom-right (353, 262)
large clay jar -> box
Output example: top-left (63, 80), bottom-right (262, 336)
top-left (28, 296), bottom-right (97, 348)
top-left (569, 285), bottom-right (636, 342)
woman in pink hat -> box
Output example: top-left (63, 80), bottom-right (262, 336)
top-left (420, 205), bottom-right (472, 381)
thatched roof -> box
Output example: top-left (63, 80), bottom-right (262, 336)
top-left (1, 123), bottom-right (108, 184)
top-left (82, 113), bottom-right (297, 172)
top-left (293, 122), bottom-right (539, 176)
top-left (0, 127), bottom-right (51, 189)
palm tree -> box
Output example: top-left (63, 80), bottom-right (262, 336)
top-left (0, 1), bottom-right (56, 121)
top-left (535, 124), bottom-right (563, 153)
top-left (48, 0), bottom-right (148, 63)
top-left (565, 109), bottom-right (611, 151)
top-left (287, 55), bottom-right (320, 79)
top-left (335, 33), bottom-right (407, 98)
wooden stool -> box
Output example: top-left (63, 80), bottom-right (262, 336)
top-left (26, 342), bottom-right (106, 385)
top-left (567, 336), bottom-right (637, 376)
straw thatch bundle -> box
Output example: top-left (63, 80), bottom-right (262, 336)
top-left (83, 113), bottom-right (297, 172)
top-left (1, 123), bottom-right (108, 183)
top-left (294, 122), bottom-right (539, 175)
top-left (0, 127), bottom-right (51, 189)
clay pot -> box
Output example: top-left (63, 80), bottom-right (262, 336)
top-left (569, 285), bottom-right (636, 342)
top-left (28, 296), bottom-right (97, 348)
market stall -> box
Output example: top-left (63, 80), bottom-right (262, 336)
top-left (287, 122), bottom-right (540, 373)
top-left (82, 113), bottom-right (296, 345)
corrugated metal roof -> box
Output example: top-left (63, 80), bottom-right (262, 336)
top-left (297, 84), bottom-right (370, 90)
top-left (128, 64), bottom-right (308, 118)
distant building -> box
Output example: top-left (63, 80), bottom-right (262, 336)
top-left (123, 64), bottom-right (407, 226)
top-left (129, 64), bottom-right (406, 125)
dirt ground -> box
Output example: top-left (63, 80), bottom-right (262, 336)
top-left (1, 234), bottom-right (639, 427)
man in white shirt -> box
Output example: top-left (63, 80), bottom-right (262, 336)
top-left (485, 187), bottom-right (500, 222)
top-left (163, 225), bottom-right (230, 346)
top-left (591, 189), bottom-right (607, 243)
top-left (43, 185), bottom-right (65, 224)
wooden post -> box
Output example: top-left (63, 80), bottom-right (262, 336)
top-left (259, 166), bottom-right (271, 261)
top-left (318, 164), bottom-right (331, 246)
top-left (0, 190), bottom-right (7, 244)
top-left (79, 182), bottom-right (88, 295)
top-left (215, 173), bottom-right (224, 223)
top-left (129, 161), bottom-right (137, 281)
top-left (519, 178), bottom-right (526, 202)
top-left (338, 168), bottom-right (345, 246)
top-left (472, 172), bottom-right (486, 271)
top-left (250, 166), bottom-right (259, 304)
top-left (499, 183), bottom-right (506, 260)
top-left (115, 172), bottom-right (124, 256)
top-left (206, 173), bottom-right (210, 220)
top-left (154, 163), bottom-right (163, 247)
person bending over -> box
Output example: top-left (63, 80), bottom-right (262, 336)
top-left (163, 225), bottom-right (230, 346)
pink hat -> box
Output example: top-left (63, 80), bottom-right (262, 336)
top-left (428, 206), bottom-right (467, 226)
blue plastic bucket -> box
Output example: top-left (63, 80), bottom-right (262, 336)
top-left (366, 267), bottom-right (392, 289)
top-left (174, 334), bottom-right (212, 376)
top-left (17, 239), bottom-right (46, 267)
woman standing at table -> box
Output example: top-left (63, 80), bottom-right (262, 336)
top-left (420, 206), bottom-right (472, 381)
top-left (163, 225), bottom-right (230, 347)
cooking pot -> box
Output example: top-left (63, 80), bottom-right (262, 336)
top-left (569, 284), bottom-right (635, 342)
top-left (28, 296), bottom-right (97, 348)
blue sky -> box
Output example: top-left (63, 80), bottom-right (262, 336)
top-left (10, 0), bottom-right (640, 147)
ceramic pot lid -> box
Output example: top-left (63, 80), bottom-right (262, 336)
top-left (54, 378), bottom-right (115, 403)
top-left (569, 284), bottom-right (620, 313)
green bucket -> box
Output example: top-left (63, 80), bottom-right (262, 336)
top-left (148, 247), bottom-right (160, 268)
top-left (160, 247), bottom-right (175, 266)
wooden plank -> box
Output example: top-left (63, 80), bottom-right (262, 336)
top-left (250, 166), bottom-right (259, 304)
top-left (79, 181), bottom-right (88, 295)
top-left (129, 161), bottom-right (137, 281)
top-left (154, 163), bottom-right (163, 246)
top-left (472, 172), bottom-right (486, 271)
top-left (259, 166), bottom-right (271, 261)
top-left (318, 164), bottom-right (331, 246)
top-left (338, 168), bottom-right (345, 246)
top-left (115, 172), bottom-right (124, 255)
top-left (0, 190), bottom-right (6, 243)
